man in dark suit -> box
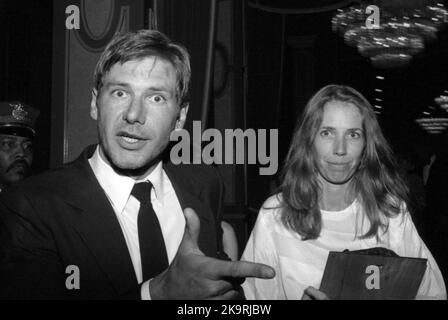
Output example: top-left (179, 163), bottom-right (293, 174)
top-left (0, 30), bottom-right (274, 299)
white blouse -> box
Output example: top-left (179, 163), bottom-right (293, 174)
top-left (241, 194), bottom-right (447, 300)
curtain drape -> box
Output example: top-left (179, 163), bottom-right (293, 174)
top-left (156, 0), bottom-right (218, 133)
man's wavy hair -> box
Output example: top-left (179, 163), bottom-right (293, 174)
top-left (279, 84), bottom-right (410, 240)
top-left (93, 29), bottom-right (191, 107)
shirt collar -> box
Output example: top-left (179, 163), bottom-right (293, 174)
top-left (135, 159), bottom-right (164, 204)
top-left (88, 146), bottom-right (164, 213)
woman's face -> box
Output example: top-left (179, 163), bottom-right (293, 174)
top-left (313, 101), bottom-right (365, 186)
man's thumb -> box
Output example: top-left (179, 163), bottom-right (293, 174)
top-left (180, 207), bottom-right (201, 252)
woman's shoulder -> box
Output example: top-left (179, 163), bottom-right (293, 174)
top-left (386, 198), bottom-right (410, 219)
top-left (262, 193), bottom-right (283, 208)
top-left (257, 193), bottom-right (283, 221)
top-left (251, 193), bottom-right (288, 236)
top-left (379, 198), bottom-right (413, 235)
top-left (370, 195), bottom-right (409, 223)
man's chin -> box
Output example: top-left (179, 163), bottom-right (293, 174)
top-left (10, 169), bottom-right (28, 178)
top-left (109, 154), bottom-right (160, 177)
top-left (111, 155), bottom-right (151, 169)
top-left (4, 174), bottom-right (27, 185)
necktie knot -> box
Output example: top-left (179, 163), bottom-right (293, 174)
top-left (131, 182), bottom-right (153, 204)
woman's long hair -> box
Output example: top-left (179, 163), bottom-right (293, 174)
top-left (279, 84), bottom-right (410, 240)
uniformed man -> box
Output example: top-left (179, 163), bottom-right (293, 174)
top-left (0, 101), bottom-right (39, 191)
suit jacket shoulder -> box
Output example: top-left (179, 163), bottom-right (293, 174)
top-left (164, 162), bottom-right (224, 219)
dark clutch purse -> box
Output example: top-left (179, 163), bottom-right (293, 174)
top-left (319, 247), bottom-right (427, 300)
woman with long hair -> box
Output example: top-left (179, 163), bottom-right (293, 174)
top-left (241, 84), bottom-right (446, 299)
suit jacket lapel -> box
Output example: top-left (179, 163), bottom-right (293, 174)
top-left (164, 163), bottom-right (217, 257)
top-left (66, 147), bottom-right (137, 294)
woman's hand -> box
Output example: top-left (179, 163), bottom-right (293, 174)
top-left (301, 286), bottom-right (330, 300)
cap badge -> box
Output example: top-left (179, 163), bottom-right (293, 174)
top-left (11, 103), bottom-right (28, 121)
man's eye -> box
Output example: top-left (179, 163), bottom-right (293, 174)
top-left (1, 141), bottom-right (15, 150)
top-left (112, 90), bottom-right (127, 98)
top-left (23, 143), bottom-right (33, 151)
top-left (148, 95), bottom-right (166, 104)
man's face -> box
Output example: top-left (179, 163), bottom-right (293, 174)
top-left (0, 134), bottom-right (33, 187)
top-left (313, 101), bottom-right (365, 186)
top-left (90, 56), bottom-right (188, 176)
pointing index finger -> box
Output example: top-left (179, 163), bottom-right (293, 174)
top-left (219, 260), bottom-right (275, 279)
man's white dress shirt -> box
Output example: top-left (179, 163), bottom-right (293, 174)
top-left (88, 146), bottom-right (185, 299)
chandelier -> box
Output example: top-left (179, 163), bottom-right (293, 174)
top-left (416, 117), bottom-right (448, 134)
top-left (435, 91), bottom-right (448, 110)
top-left (416, 90), bottom-right (448, 134)
top-left (332, 0), bottom-right (448, 68)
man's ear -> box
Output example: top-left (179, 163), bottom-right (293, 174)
top-left (175, 103), bottom-right (189, 130)
top-left (90, 89), bottom-right (98, 120)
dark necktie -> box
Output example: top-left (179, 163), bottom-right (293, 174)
top-left (131, 182), bottom-right (168, 281)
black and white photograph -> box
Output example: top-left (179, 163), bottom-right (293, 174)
top-left (0, 0), bottom-right (447, 305)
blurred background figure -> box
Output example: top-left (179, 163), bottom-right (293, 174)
top-left (0, 101), bottom-right (38, 191)
top-left (423, 136), bottom-right (448, 285)
top-left (395, 150), bottom-right (427, 229)
top-left (423, 153), bottom-right (436, 186)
